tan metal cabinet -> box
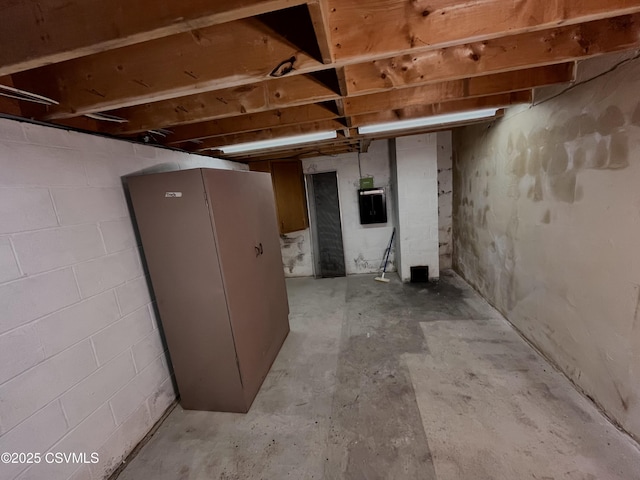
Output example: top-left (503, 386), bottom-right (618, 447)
top-left (127, 168), bottom-right (290, 413)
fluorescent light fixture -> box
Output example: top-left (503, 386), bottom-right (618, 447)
top-left (357, 108), bottom-right (500, 135)
top-left (217, 131), bottom-right (338, 154)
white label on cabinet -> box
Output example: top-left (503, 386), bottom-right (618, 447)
top-left (165, 192), bottom-right (183, 198)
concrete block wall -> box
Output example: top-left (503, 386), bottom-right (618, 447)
top-left (0, 118), bottom-right (244, 480)
top-left (452, 54), bottom-right (640, 440)
top-left (393, 133), bottom-right (440, 281)
top-left (437, 131), bottom-right (453, 270)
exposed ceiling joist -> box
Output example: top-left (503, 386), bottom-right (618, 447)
top-left (217, 135), bottom-right (360, 159)
top-left (0, 0), bottom-right (308, 77)
top-left (2, 1), bottom-right (640, 160)
top-left (343, 14), bottom-right (640, 95)
top-left (328, 0), bottom-right (640, 61)
top-left (343, 64), bottom-right (575, 117)
top-left (104, 72), bottom-right (341, 135)
top-left (165, 102), bottom-right (340, 145)
top-left (307, 0), bottom-right (334, 64)
top-left (171, 90), bottom-right (533, 150)
top-left (103, 61), bottom-right (570, 141)
top-left (11, 9), bottom-right (324, 119)
top-left (8, 3), bottom-right (637, 121)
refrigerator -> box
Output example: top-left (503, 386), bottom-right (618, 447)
top-left (127, 168), bottom-right (290, 413)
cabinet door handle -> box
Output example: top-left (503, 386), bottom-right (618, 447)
top-left (255, 243), bottom-right (263, 257)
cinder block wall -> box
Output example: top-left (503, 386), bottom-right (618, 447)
top-left (437, 131), bottom-right (453, 270)
top-left (452, 55), bottom-right (640, 440)
top-left (0, 118), bottom-right (244, 480)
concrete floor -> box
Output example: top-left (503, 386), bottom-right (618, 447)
top-left (116, 272), bottom-right (640, 480)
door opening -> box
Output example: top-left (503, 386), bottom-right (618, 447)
top-left (307, 171), bottom-right (346, 278)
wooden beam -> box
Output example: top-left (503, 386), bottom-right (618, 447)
top-left (10, 1), bottom-right (637, 124)
top-left (239, 143), bottom-right (358, 162)
top-left (307, 0), bottom-right (334, 63)
top-left (7, 0), bottom-right (639, 125)
top-left (0, 0), bottom-right (307, 76)
top-left (164, 70), bottom-right (541, 147)
top-left (104, 74), bottom-right (339, 135)
top-left (327, 0), bottom-right (640, 61)
top-left (351, 91), bottom-right (532, 126)
top-left (164, 102), bottom-right (340, 145)
top-left (266, 72), bottom-right (340, 108)
top-left (344, 14), bottom-right (640, 95)
top-left (188, 119), bottom-right (345, 151)
top-left (333, 67), bottom-right (353, 127)
top-left (343, 64), bottom-right (574, 117)
top-left (219, 137), bottom-right (360, 160)
top-left (11, 15), bottom-right (323, 120)
top-left (105, 84), bottom-right (268, 135)
top-left (359, 138), bottom-right (372, 153)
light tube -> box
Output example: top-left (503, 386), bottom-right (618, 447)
top-left (217, 131), bottom-right (338, 154)
top-left (357, 108), bottom-right (500, 135)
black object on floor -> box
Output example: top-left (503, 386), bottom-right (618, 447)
top-left (410, 266), bottom-right (429, 283)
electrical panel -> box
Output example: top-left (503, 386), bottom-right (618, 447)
top-left (358, 187), bottom-right (387, 224)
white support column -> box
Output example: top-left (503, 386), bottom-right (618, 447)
top-left (392, 133), bottom-right (440, 282)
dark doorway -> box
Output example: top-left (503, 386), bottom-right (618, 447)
top-left (309, 172), bottom-right (346, 278)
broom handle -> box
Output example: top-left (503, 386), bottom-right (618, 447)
top-left (381, 228), bottom-right (395, 274)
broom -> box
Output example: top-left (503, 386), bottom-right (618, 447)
top-left (375, 228), bottom-right (395, 283)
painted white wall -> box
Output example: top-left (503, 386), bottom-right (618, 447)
top-left (437, 131), bottom-right (453, 269)
top-left (280, 139), bottom-right (395, 277)
top-left (394, 133), bottom-right (440, 281)
top-left (280, 136), bottom-right (445, 281)
top-left (0, 118), bottom-right (245, 480)
top-left (280, 228), bottom-right (314, 277)
top-left (305, 139), bottom-right (397, 276)
top-left (389, 139), bottom-right (402, 278)
top-left (452, 55), bottom-right (640, 441)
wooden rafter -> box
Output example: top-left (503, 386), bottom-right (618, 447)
top-left (343, 14), bottom-right (640, 95)
top-left (217, 136), bottom-right (360, 160)
top-left (167, 63), bottom-right (574, 145)
top-left (307, 0), bottom-right (334, 64)
top-left (328, 0), bottom-right (640, 61)
top-left (11, 12), bottom-right (324, 119)
top-left (7, 4), bottom-right (638, 122)
top-left (343, 64), bottom-right (574, 117)
top-left (92, 61), bottom-right (569, 140)
top-left (0, 0), bottom-right (308, 76)
top-left (164, 102), bottom-right (340, 145)
top-left (104, 73), bottom-right (340, 135)
top-left (2, 1), bottom-right (640, 159)
top-left (188, 119), bottom-right (345, 152)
